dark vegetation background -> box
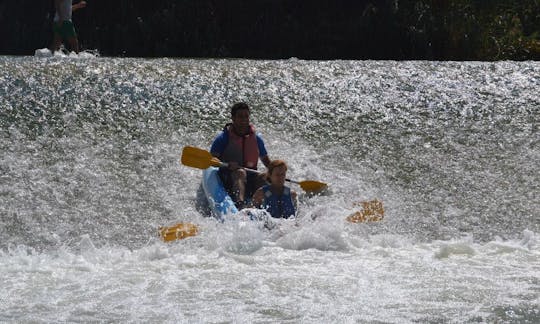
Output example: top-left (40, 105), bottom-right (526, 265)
top-left (1, 0), bottom-right (538, 60)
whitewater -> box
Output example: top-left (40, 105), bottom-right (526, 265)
top-left (0, 55), bottom-right (538, 323)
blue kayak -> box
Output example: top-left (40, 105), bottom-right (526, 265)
top-left (201, 167), bottom-right (275, 226)
top-left (202, 167), bottom-right (238, 220)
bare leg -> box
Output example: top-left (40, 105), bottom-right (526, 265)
top-left (254, 173), bottom-right (269, 191)
top-left (67, 36), bottom-right (80, 53)
top-left (51, 37), bottom-right (62, 52)
top-left (50, 24), bottom-right (62, 52)
top-left (231, 169), bottom-right (247, 205)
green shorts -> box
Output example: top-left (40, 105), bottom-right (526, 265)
top-left (53, 20), bottom-right (77, 39)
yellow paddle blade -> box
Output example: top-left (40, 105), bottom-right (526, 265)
top-left (346, 199), bottom-right (384, 223)
top-left (298, 180), bottom-right (328, 193)
top-left (159, 223), bottom-right (199, 242)
top-left (181, 146), bottom-right (222, 169)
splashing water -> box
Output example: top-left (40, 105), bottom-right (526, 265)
top-left (0, 56), bottom-right (538, 323)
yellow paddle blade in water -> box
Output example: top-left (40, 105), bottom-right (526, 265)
top-left (159, 223), bottom-right (199, 242)
top-left (346, 199), bottom-right (384, 223)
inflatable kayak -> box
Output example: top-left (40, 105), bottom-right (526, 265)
top-left (201, 166), bottom-right (276, 226)
top-left (202, 166), bottom-right (238, 220)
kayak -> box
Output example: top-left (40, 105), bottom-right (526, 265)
top-left (160, 167), bottom-right (265, 242)
top-left (202, 166), bottom-right (238, 220)
top-left (160, 146), bottom-right (383, 242)
top-left (201, 166), bottom-right (275, 225)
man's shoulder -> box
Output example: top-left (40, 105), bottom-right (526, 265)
top-left (210, 130), bottom-right (228, 154)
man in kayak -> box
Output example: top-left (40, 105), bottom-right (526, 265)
top-left (210, 102), bottom-right (271, 208)
top-left (50, 0), bottom-right (86, 53)
top-left (252, 159), bottom-right (297, 218)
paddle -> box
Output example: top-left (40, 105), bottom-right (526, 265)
top-left (159, 223), bottom-right (199, 242)
top-left (346, 199), bottom-right (384, 223)
top-left (181, 146), bottom-right (328, 193)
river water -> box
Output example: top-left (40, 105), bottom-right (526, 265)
top-left (0, 55), bottom-right (538, 323)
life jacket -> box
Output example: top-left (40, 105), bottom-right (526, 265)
top-left (261, 185), bottom-right (296, 219)
top-left (221, 123), bottom-right (259, 169)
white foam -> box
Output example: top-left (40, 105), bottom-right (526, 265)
top-left (1, 58), bottom-right (538, 323)
top-left (34, 48), bottom-right (53, 57)
top-left (33, 47), bottom-right (100, 59)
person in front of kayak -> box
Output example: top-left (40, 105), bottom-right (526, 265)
top-left (252, 159), bottom-right (297, 219)
top-left (210, 102), bottom-right (271, 208)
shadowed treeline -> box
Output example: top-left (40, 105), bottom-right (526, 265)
top-left (0, 0), bottom-right (538, 60)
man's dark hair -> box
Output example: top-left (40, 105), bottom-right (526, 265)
top-left (231, 102), bottom-right (250, 117)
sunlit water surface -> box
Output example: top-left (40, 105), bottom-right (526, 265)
top-left (0, 55), bottom-right (538, 323)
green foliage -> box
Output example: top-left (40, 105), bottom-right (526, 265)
top-left (394, 0), bottom-right (540, 60)
top-left (1, 0), bottom-right (538, 60)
